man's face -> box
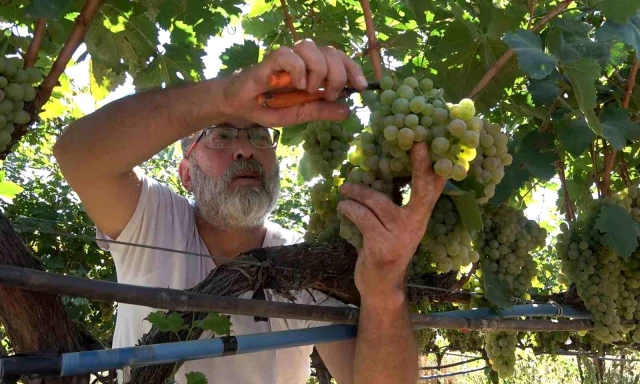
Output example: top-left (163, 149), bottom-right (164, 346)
top-left (182, 123), bottom-right (281, 229)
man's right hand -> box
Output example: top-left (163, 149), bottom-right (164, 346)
top-left (218, 40), bottom-right (369, 128)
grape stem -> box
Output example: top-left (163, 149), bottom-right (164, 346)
top-left (468, 0), bottom-right (574, 99)
top-left (603, 58), bottom-right (639, 195)
top-left (279, 0), bottom-right (300, 42)
top-left (359, 0), bottom-right (383, 81)
top-left (557, 157), bottom-right (575, 222)
top-left (23, 18), bottom-right (46, 69)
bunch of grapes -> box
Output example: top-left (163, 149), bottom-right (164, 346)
top-left (475, 205), bottom-right (546, 299)
top-left (304, 178), bottom-right (340, 243)
top-left (0, 56), bottom-right (41, 151)
top-left (367, 75), bottom-right (481, 181)
top-left (485, 331), bottom-right (517, 378)
top-left (533, 331), bottom-right (570, 355)
top-left (414, 328), bottom-right (437, 353)
top-left (459, 273), bottom-right (485, 309)
top-left (411, 196), bottom-right (479, 274)
top-left (467, 120), bottom-right (513, 203)
top-left (443, 329), bottom-right (484, 352)
top-left (302, 121), bottom-right (353, 179)
top-left (556, 200), bottom-right (628, 343)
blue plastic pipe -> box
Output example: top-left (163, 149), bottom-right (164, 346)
top-left (430, 304), bottom-right (591, 320)
top-left (60, 325), bottom-right (357, 376)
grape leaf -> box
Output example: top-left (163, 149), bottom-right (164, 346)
top-left (194, 313), bottom-right (231, 336)
top-left (513, 131), bottom-right (558, 180)
top-left (595, 13), bottom-right (640, 60)
top-left (594, 204), bottom-right (640, 259)
top-left (144, 311), bottom-right (189, 333)
top-left (528, 79), bottom-right (560, 106)
top-left (185, 372), bottom-right (208, 384)
top-left (490, 164), bottom-right (530, 204)
top-left (133, 44), bottom-right (205, 90)
top-left (503, 29), bottom-right (558, 79)
top-left (594, 1), bottom-right (640, 24)
top-left (449, 178), bottom-right (486, 198)
top-left (24, 0), bottom-right (73, 19)
top-left (341, 113), bottom-right (364, 135)
top-left (601, 106), bottom-right (640, 150)
top-left (0, 180), bottom-right (23, 199)
top-left (280, 124), bottom-right (307, 147)
top-left (450, 192), bottom-right (483, 237)
top-left (481, 267), bottom-right (513, 310)
top-left (220, 41), bottom-right (261, 75)
top-left (555, 117), bottom-right (596, 157)
top-left (297, 152), bottom-right (314, 183)
top-left (90, 59), bottom-right (126, 102)
top-left (561, 59), bottom-right (603, 135)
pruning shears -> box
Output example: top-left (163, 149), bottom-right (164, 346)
top-left (257, 71), bottom-right (380, 108)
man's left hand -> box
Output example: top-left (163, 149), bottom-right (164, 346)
top-left (337, 142), bottom-right (445, 306)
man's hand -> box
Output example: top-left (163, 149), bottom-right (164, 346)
top-left (219, 39), bottom-right (368, 128)
top-left (337, 142), bottom-right (446, 305)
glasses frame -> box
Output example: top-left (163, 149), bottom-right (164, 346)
top-left (185, 126), bottom-right (280, 158)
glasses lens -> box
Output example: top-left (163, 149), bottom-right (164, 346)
top-left (249, 127), bottom-right (277, 148)
top-left (206, 127), bottom-right (237, 148)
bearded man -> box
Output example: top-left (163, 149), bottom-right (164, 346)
top-left (53, 40), bottom-right (444, 384)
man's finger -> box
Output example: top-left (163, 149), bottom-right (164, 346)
top-left (263, 47), bottom-right (307, 91)
top-left (256, 100), bottom-right (351, 127)
top-left (407, 142), bottom-right (445, 214)
top-left (337, 51), bottom-right (368, 90)
top-left (292, 40), bottom-right (328, 93)
top-left (319, 46), bottom-right (348, 101)
top-left (337, 199), bottom-right (385, 237)
top-left (340, 182), bottom-right (399, 230)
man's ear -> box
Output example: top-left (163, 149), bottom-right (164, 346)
top-left (178, 158), bottom-right (192, 191)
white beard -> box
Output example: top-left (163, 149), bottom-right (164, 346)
top-left (191, 158), bottom-right (280, 229)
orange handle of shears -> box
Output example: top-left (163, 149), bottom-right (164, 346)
top-left (258, 71), bottom-right (331, 108)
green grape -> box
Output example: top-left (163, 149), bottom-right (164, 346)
top-left (379, 157), bottom-right (392, 174)
top-left (390, 144), bottom-right (405, 158)
top-left (432, 100), bottom-right (444, 109)
top-left (381, 90), bottom-right (396, 105)
top-left (4, 83), bottom-right (23, 101)
top-left (449, 105), bottom-right (463, 120)
top-left (392, 98), bottom-right (410, 114)
top-left (404, 114), bottom-right (419, 128)
top-left (384, 125), bottom-right (399, 141)
top-left (461, 130), bottom-right (479, 148)
top-left (468, 117), bottom-right (482, 132)
top-left (0, 57), bottom-right (5, 73)
top-left (371, 111), bottom-right (385, 124)
top-left (0, 76), bottom-right (6, 88)
top-left (447, 119), bottom-right (466, 138)
top-left (380, 76), bottom-right (394, 90)
top-left (420, 78), bottom-right (434, 92)
top-left (396, 84), bottom-right (414, 99)
top-left (420, 115), bottom-right (433, 128)
top-left (422, 103), bottom-right (434, 116)
top-left (501, 154), bottom-right (513, 166)
top-left (434, 158), bottom-right (452, 177)
top-left (12, 100), bottom-right (23, 112)
top-left (348, 167), bottom-right (364, 183)
top-left (451, 164), bottom-right (466, 181)
top-left (409, 96), bottom-right (426, 114)
top-left (25, 68), bottom-right (43, 84)
top-left (12, 69), bottom-right (28, 84)
top-left (0, 114), bottom-right (5, 128)
top-left (0, 130), bottom-right (10, 146)
top-left (459, 98), bottom-right (476, 120)
top-left (390, 157), bottom-right (404, 172)
top-left (432, 108), bottom-right (448, 124)
top-left (362, 90), bottom-right (377, 105)
top-left (431, 137), bottom-right (450, 155)
top-left (402, 77), bottom-right (419, 89)
top-left (393, 113), bottom-right (406, 128)
top-left (494, 132), bottom-right (508, 147)
top-left (2, 58), bottom-right (17, 77)
top-left (365, 155), bottom-right (380, 171)
top-left (412, 126), bottom-right (428, 142)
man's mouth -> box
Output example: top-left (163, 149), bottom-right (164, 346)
top-left (232, 171), bottom-right (260, 181)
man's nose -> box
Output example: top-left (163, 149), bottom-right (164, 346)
top-left (232, 131), bottom-right (255, 160)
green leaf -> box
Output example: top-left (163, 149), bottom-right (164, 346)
top-left (133, 44), bottom-right (205, 90)
top-left (514, 131), bottom-right (558, 180)
top-left (450, 192), bottom-right (483, 237)
top-left (490, 164), bottom-right (530, 204)
top-left (528, 79), bottom-right (559, 106)
top-left (297, 152), bottom-right (314, 183)
top-left (503, 29), bottom-right (558, 79)
top-left (280, 124), bottom-right (307, 146)
top-left (185, 371), bottom-right (208, 384)
top-left (561, 59), bottom-right (603, 135)
top-left (450, 178), bottom-right (487, 198)
top-left (144, 311), bottom-right (189, 333)
top-left (0, 180), bottom-right (23, 199)
top-left (594, 1), bottom-right (640, 24)
top-left (90, 59), bottom-right (126, 102)
top-left (601, 106), bottom-right (640, 150)
top-left (220, 41), bottom-right (260, 75)
top-left (341, 114), bottom-right (363, 135)
top-left (556, 117), bottom-right (596, 157)
top-left (594, 204), bottom-right (640, 259)
top-left (595, 14), bottom-right (640, 60)
top-left (443, 181), bottom-right (468, 196)
top-left (482, 267), bottom-right (513, 310)
top-left (194, 312), bottom-right (231, 336)
top-left (24, 0), bottom-right (72, 19)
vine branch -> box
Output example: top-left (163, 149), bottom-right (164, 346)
top-left (279, 0), bottom-right (299, 42)
top-left (602, 57), bottom-right (638, 195)
top-left (469, 0), bottom-right (574, 99)
top-left (557, 157), bottom-right (575, 221)
top-left (23, 18), bottom-right (46, 69)
top-left (37, 0), bottom-right (105, 107)
top-left (359, 0), bottom-right (383, 80)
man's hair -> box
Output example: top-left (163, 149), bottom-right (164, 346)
top-left (180, 134), bottom-right (197, 159)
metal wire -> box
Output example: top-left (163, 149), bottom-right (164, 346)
top-left (11, 216), bottom-right (489, 298)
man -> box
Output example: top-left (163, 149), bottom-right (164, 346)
top-left (53, 40), bottom-right (444, 384)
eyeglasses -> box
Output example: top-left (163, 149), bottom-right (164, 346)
top-left (186, 126), bottom-right (280, 158)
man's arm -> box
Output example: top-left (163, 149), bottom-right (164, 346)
top-left (53, 42), bottom-right (364, 240)
top-left (318, 142), bottom-right (445, 384)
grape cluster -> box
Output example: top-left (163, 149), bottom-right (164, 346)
top-left (533, 331), bottom-right (570, 355)
top-left (367, 75), bottom-right (481, 181)
top-left (414, 328), bottom-right (437, 353)
top-left (556, 200), bottom-right (628, 343)
top-left (302, 121), bottom-right (353, 179)
top-left (459, 274), bottom-right (485, 309)
top-left (475, 205), bottom-right (546, 299)
top-left (411, 196), bottom-right (479, 274)
top-left (304, 178), bottom-right (340, 243)
top-left (485, 331), bottom-right (517, 378)
top-left (467, 120), bottom-right (513, 203)
top-left (443, 329), bottom-right (484, 352)
top-left (0, 56), bottom-right (41, 151)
